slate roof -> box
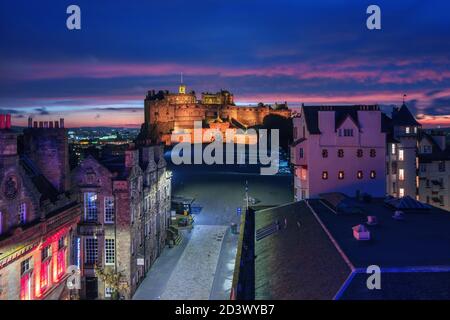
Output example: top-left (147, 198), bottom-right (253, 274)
top-left (254, 201), bottom-right (351, 300)
top-left (20, 155), bottom-right (59, 202)
top-left (418, 132), bottom-right (450, 163)
top-left (252, 197), bottom-right (450, 299)
top-left (302, 105), bottom-right (379, 135)
top-left (391, 103), bottom-right (420, 126)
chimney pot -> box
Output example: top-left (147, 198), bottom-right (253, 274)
top-left (28, 117), bottom-right (33, 128)
top-left (60, 118), bottom-right (64, 128)
top-left (55, 121), bottom-right (59, 128)
top-left (39, 121), bottom-right (44, 128)
top-left (33, 121), bottom-right (38, 128)
top-left (49, 121), bottom-right (54, 128)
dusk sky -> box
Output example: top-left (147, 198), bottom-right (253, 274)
top-left (1, 0), bottom-right (449, 127)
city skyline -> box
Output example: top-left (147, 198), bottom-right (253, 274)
top-left (1, 0), bottom-right (450, 128)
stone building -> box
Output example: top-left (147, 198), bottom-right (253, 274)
top-left (383, 103), bottom-right (421, 198)
top-left (0, 115), bottom-right (80, 300)
top-left (71, 144), bottom-right (171, 299)
top-left (418, 131), bottom-right (450, 211)
top-left (137, 83), bottom-right (291, 145)
top-left (291, 105), bottom-right (386, 200)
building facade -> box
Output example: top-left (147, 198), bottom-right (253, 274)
top-left (384, 104), bottom-right (421, 198)
top-left (71, 144), bottom-right (171, 299)
top-left (0, 116), bottom-right (80, 300)
top-left (137, 84), bottom-right (291, 145)
top-left (418, 131), bottom-right (450, 211)
top-left (291, 105), bottom-right (386, 200)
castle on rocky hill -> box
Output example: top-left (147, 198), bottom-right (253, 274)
top-left (136, 83), bottom-right (291, 145)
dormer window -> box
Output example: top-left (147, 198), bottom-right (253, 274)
top-left (343, 129), bottom-right (354, 137)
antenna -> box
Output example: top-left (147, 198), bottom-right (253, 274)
top-left (180, 72), bottom-right (183, 84)
top-left (403, 93), bottom-right (407, 104)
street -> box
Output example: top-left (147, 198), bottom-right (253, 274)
top-left (133, 153), bottom-right (293, 300)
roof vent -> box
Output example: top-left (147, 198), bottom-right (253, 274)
top-left (366, 215), bottom-right (378, 226)
top-left (392, 210), bottom-right (405, 220)
top-left (353, 224), bottom-right (370, 241)
top-left (256, 220), bottom-right (280, 241)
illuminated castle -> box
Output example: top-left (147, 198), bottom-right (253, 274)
top-left (136, 83), bottom-right (291, 145)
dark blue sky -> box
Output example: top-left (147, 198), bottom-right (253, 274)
top-left (0, 0), bottom-right (449, 127)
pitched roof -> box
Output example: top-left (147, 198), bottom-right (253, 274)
top-left (302, 105), bottom-right (379, 135)
top-left (391, 103), bottom-right (420, 126)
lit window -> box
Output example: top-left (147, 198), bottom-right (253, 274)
top-left (40, 259), bottom-right (50, 289)
top-left (105, 287), bottom-right (113, 298)
top-left (399, 169), bottom-right (405, 181)
top-left (21, 258), bottom-right (31, 275)
top-left (405, 127), bottom-right (410, 134)
top-left (84, 238), bottom-right (98, 265)
top-left (41, 246), bottom-right (51, 261)
top-left (19, 203), bottom-right (26, 225)
top-left (58, 236), bottom-right (65, 250)
top-left (370, 171), bottom-right (376, 179)
top-left (338, 171), bottom-right (344, 180)
top-left (84, 192), bottom-right (98, 222)
top-left (399, 188), bottom-right (405, 197)
top-left (391, 143), bottom-right (396, 155)
top-left (414, 127), bottom-right (417, 133)
top-left (104, 196), bottom-right (115, 224)
top-left (322, 171), bottom-right (328, 180)
top-left (399, 149), bottom-right (404, 161)
top-left (105, 239), bottom-right (115, 265)
top-left (20, 262), bottom-right (32, 300)
top-left (357, 171), bottom-right (363, 179)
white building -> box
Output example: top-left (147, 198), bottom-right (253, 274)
top-left (291, 105), bottom-right (386, 200)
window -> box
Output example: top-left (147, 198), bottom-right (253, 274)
top-left (21, 258), bottom-right (31, 275)
top-left (438, 161), bottom-right (446, 172)
top-left (41, 246), bottom-right (51, 261)
top-left (58, 236), bottom-right (65, 250)
top-left (84, 238), bottom-right (98, 265)
top-left (338, 149), bottom-right (344, 158)
top-left (20, 271), bottom-right (32, 300)
top-left (105, 239), bottom-right (115, 265)
top-left (370, 149), bottom-right (376, 157)
top-left (322, 149), bottom-right (328, 158)
top-left (40, 259), bottom-right (50, 289)
top-left (420, 164), bottom-right (426, 173)
top-left (338, 171), bottom-right (344, 180)
top-left (322, 171), bottom-right (328, 180)
top-left (343, 129), bottom-right (354, 137)
top-left (357, 149), bottom-right (363, 158)
top-left (423, 145), bottom-right (432, 153)
top-left (105, 287), bottom-right (113, 298)
top-left (399, 149), bottom-right (404, 161)
top-left (399, 169), bottom-right (405, 181)
top-left (299, 148), bottom-right (304, 159)
top-left (391, 144), bottom-right (396, 155)
top-left (357, 171), bottom-right (363, 179)
top-left (399, 188), bottom-right (405, 197)
top-left (104, 197), bottom-right (115, 224)
top-left (84, 192), bottom-right (98, 222)
top-left (414, 127), bottom-right (417, 134)
top-left (405, 127), bottom-right (410, 134)
top-left (370, 171), bottom-right (376, 179)
top-left (19, 203), bottom-right (26, 225)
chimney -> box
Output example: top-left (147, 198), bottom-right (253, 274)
top-left (125, 149), bottom-right (138, 168)
top-left (431, 133), bottom-right (446, 151)
top-left (28, 117), bottom-right (33, 128)
top-left (33, 121), bottom-right (38, 128)
top-left (60, 118), bottom-right (64, 128)
top-left (0, 114), bottom-right (5, 129)
top-left (49, 121), bottom-right (54, 128)
top-left (5, 114), bottom-right (11, 129)
top-left (55, 121), bottom-right (59, 128)
top-left (39, 121), bottom-right (44, 128)
top-left (44, 121), bottom-right (48, 128)
top-left (392, 106), bottom-right (399, 118)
